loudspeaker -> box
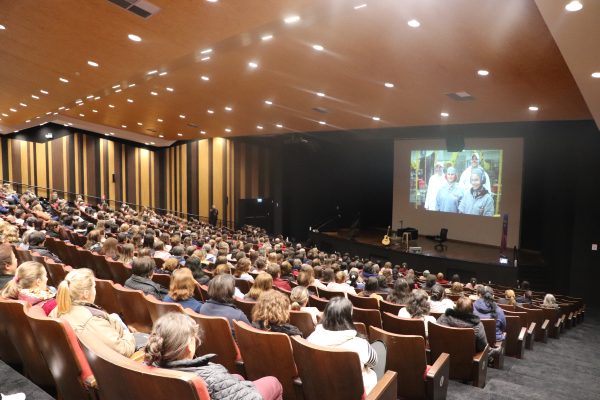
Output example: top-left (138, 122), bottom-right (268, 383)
top-left (446, 135), bottom-right (465, 152)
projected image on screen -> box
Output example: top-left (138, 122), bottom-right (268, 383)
top-left (409, 150), bottom-right (503, 217)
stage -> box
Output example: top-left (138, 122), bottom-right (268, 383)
top-left (308, 229), bottom-right (545, 287)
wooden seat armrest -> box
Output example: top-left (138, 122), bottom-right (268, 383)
top-left (472, 347), bottom-right (488, 363)
top-left (293, 377), bottom-right (303, 386)
top-left (234, 360), bottom-right (246, 377)
top-left (554, 319), bottom-right (561, 328)
top-left (518, 327), bottom-right (526, 342)
top-left (366, 370), bottom-right (397, 400)
top-left (527, 322), bottom-right (536, 335)
top-left (541, 319), bottom-right (549, 330)
top-left (84, 375), bottom-right (98, 389)
top-left (427, 352), bottom-right (450, 379)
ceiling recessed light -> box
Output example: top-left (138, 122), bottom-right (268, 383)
top-left (150, 142), bottom-right (155, 145)
top-left (87, 60), bottom-right (99, 67)
top-left (105, 133), bottom-right (110, 136)
top-left (407, 19), bottom-right (420, 28)
top-left (19, 103), bottom-right (27, 107)
top-left (384, 82), bottom-right (394, 88)
top-left (201, 56), bottom-right (211, 62)
top-left (312, 44), bottom-right (324, 51)
top-left (128, 34), bottom-right (142, 42)
top-left (477, 69), bottom-right (490, 76)
top-left (207, 109), bottom-right (214, 114)
top-left (137, 122), bottom-right (143, 126)
top-left (440, 112), bottom-right (449, 117)
top-left (150, 91), bottom-right (158, 96)
top-left (1, 113), bottom-right (8, 117)
top-left (128, 83), bottom-right (136, 88)
top-left (276, 123), bottom-right (283, 128)
top-left (158, 134), bottom-right (164, 138)
top-left (112, 84), bottom-right (120, 89)
top-left (25, 119), bottom-right (30, 123)
top-left (31, 94), bottom-right (40, 99)
top-left (225, 128), bottom-right (232, 133)
top-left (284, 15), bottom-right (301, 24)
top-left (108, 104), bottom-right (115, 108)
top-left (200, 130), bottom-right (206, 135)
top-left (109, 132), bottom-right (115, 136)
top-left (591, 72), bottom-right (600, 78)
top-left (166, 87), bottom-right (174, 92)
top-left (147, 70), bottom-right (158, 75)
top-left (565, 1), bottom-right (583, 12)
top-left (40, 89), bottom-right (48, 95)
top-left (316, 92), bottom-right (325, 97)
top-left (528, 106), bottom-right (539, 111)
top-left (59, 77), bottom-right (69, 83)
top-left (79, 113), bottom-right (85, 117)
top-left (92, 109), bottom-right (98, 113)
top-left (257, 125), bottom-right (263, 130)
top-left (248, 61), bottom-right (258, 68)
top-left (127, 98), bottom-right (134, 103)
top-left (9, 108), bottom-right (17, 112)
top-left (86, 95), bottom-right (94, 99)
top-left (121, 124), bottom-right (127, 128)
top-left (261, 34), bottom-right (273, 41)
top-left (144, 142), bottom-right (149, 145)
top-left (265, 100), bottom-right (273, 105)
top-left (225, 106), bottom-right (233, 111)
top-left (201, 75), bottom-right (210, 81)
top-left (179, 114), bottom-right (186, 119)
top-left (58, 107), bottom-right (65, 110)
top-left (200, 48), bottom-right (213, 55)
top-left (157, 118), bottom-right (163, 122)
top-left (177, 133), bottom-right (183, 137)
top-left (76, 99), bottom-right (83, 103)
top-left (0, 24), bottom-right (5, 30)
top-left (354, 4), bottom-right (367, 10)
top-left (318, 121), bottom-right (326, 125)
top-left (94, 96), bottom-right (101, 100)
top-left (206, 0), bottom-right (218, 3)
top-left (114, 89), bottom-right (122, 93)
top-left (372, 116), bottom-right (381, 121)
top-left (159, 71), bottom-right (167, 76)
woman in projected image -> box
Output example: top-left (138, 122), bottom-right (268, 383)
top-left (459, 152), bottom-right (491, 192)
top-left (435, 166), bottom-right (463, 213)
top-left (424, 162), bottom-right (446, 211)
top-left (458, 167), bottom-right (494, 216)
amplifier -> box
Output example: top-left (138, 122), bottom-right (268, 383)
top-left (409, 247), bottom-right (422, 254)
top-left (397, 227), bottom-right (418, 240)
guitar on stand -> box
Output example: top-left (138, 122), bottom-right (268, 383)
top-left (382, 226), bottom-right (391, 246)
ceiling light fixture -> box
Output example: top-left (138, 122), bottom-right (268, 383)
top-left (225, 128), bottom-right (232, 133)
top-left (31, 94), bottom-right (40, 99)
top-left (19, 103), bottom-right (27, 107)
top-left (354, 4), bottom-right (367, 10)
top-left (200, 48), bottom-right (213, 54)
top-left (166, 87), bottom-right (174, 92)
top-left (257, 125), bottom-right (263, 130)
top-left (9, 108), bottom-right (17, 112)
top-left (477, 69), bottom-right (490, 76)
top-left (137, 122), bottom-right (143, 126)
top-left (86, 95), bottom-right (94, 99)
top-left (108, 104), bottom-right (115, 108)
top-left (157, 118), bottom-right (163, 122)
top-left (112, 84), bottom-right (120, 89)
top-left (87, 60), bottom-right (99, 67)
top-left (225, 106), bottom-right (233, 111)
top-left (440, 112), bottom-right (449, 117)
top-left (147, 70), bottom-right (158, 75)
top-left (121, 124), bottom-right (127, 128)
top-left (2, 113), bottom-right (9, 117)
top-left (565, 1), bottom-right (583, 12)
top-left (284, 15), bottom-right (300, 24)
top-left (92, 109), bottom-right (98, 113)
top-left (591, 72), bottom-right (600, 78)
top-left (94, 96), bottom-right (101, 100)
top-left (128, 34), bottom-right (142, 42)
top-left (248, 61), bottom-right (258, 68)
top-left (177, 133), bottom-right (183, 137)
top-left (150, 91), bottom-right (158, 96)
top-left (276, 123), bottom-right (283, 128)
top-left (407, 19), bottom-right (421, 28)
top-left (179, 114), bottom-right (186, 119)
top-left (59, 77), bottom-right (69, 83)
top-left (158, 134), bottom-right (164, 138)
top-left (201, 75), bottom-right (210, 81)
top-left (40, 89), bottom-right (48, 95)
top-left (319, 121), bottom-right (326, 125)
top-left (528, 106), bottom-right (539, 111)
top-left (115, 89), bottom-right (122, 93)
top-left (372, 116), bottom-right (381, 121)
top-left (384, 82), bottom-right (394, 88)
top-left (265, 100), bottom-right (273, 105)
top-left (127, 98), bottom-right (134, 103)
top-left (128, 83), bottom-right (136, 88)
top-left (150, 142), bottom-right (155, 145)
top-left (200, 131), bottom-right (206, 135)
top-left (58, 106), bottom-right (65, 110)
top-left (261, 34), bottom-right (273, 41)
top-left (0, 24), bottom-right (5, 30)
top-left (109, 132), bottom-right (115, 136)
top-left (79, 113), bottom-right (85, 117)
top-left (312, 44), bottom-right (324, 51)
top-left (316, 92), bottom-right (325, 97)
top-left (207, 109), bottom-right (214, 114)
top-left (159, 71), bottom-right (167, 76)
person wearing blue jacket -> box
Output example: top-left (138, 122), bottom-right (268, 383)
top-left (436, 167), bottom-right (464, 213)
top-left (458, 167), bottom-right (494, 216)
top-left (473, 286), bottom-right (506, 341)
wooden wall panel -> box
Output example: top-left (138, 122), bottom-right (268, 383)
top-left (198, 139), bottom-right (210, 218)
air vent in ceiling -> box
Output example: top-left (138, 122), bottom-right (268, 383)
top-left (312, 107), bottom-right (329, 114)
top-left (146, 128), bottom-right (157, 132)
top-left (446, 91), bottom-right (476, 101)
top-left (108, 0), bottom-right (160, 19)
top-left (187, 123), bottom-right (199, 128)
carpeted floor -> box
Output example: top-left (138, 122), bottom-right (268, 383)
top-left (446, 308), bottom-right (600, 400)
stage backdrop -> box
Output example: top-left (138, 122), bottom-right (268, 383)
top-left (393, 137), bottom-right (523, 248)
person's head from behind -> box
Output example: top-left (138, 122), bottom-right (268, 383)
top-left (290, 286), bottom-right (309, 310)
top-left (455, 296), bottom-right (474, 314)
top-left (168, 268), bottom-right (195, 301)
top-left (430, 284), bottom-right (446, 301)
top-left (321, 267), bottom-right (334, 284)
top-left (56, 268), bottom-right (95, 316)
top-left (1, 261), bottom-right (47, 299)
top-left (406, 289), bottom-right (431, 318)
top-left (450, 281), bottom-right (463, 294)
top-left (425, 274), bottom-right (437, 288)
top-left (364, 276), bottom-right (379, 293)
top-left (208, 273), bottom-right (235, 304)
top-left (121, 243), bottom-right (134, 260)
top-left (131, 256), bottom-right (155, 278)
top-left (392, 277), bottom-right (410, 297)
top-left (163, 258), bottom-right (180, 273)
top-left (0, 243), bottom-right (18, 276)
top-left (321, 297), bottom-right (354, 331)
top-left (505, 289), bottom-right (515, 300)
top-left (28, 231), bottom-right (46, 247)
top-left (251, 290), bottom-right (290, 328)
top-left (543, 293), bottom-right (557, 307)
top-left (266, 263), bottom-right (281, 280)
top-left (101, 237), bottom-right (118, 256)
top-left (144, 312), bottom-right (199, 367)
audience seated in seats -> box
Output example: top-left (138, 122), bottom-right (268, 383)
top-left (398, 289), bottom-right (437, 337)
top-left (163, 268), bottom-right (203, 313)
top-left (251, 290), bottom-right (302, 337)
top-left (376, 275), bottom-right (391, 295)
top-left (200, 274), bottom-right (250, 330)
top-left (346, 267), bottom-right (363, 290)
top-left (98, 237), bottom-right (119, 261)
top-left (144, 312), bottom-right (283, 400)
top-left (437, 297), bottom-right (488, 352)
top-left (327, 270), bottom-right (357, 296)
top-left (307, 297), bottom-right (380, 394)
top-left (244, 272), bottom-right (273, 301)
top-left (170, 245), bottom-right (187, 266)
top-left (234, 257), bottom-right (255, 283)
top-left (266, 263), bottom-right (291, 291)
top-left (213, 264), bottom-right (244, 299)
top-left (464, 277), bottom-right (478, 290)
top-left (449, 281), bottom-right (464, 296)
top-left (429, 284), bottom-right (455, 313)
top-left (156, 258), bottom-right (180, 275)
top-left (45, 220), bottom-right (61, 238)
top-left (311, 265), bottom-right (327, 289)
top-left (52, 268), bottom-right (140, 357)
top-left (0, 243), bottom-right (18, 290)
top-left (124, 256), bottom-right (168, 299)
top-left (542, 293), bottom-right (559, 309)
top-left (185, 256), bottom-right (211, 285)
top-left (153, 240), bottom-right (171, 260)
top-left (516, 290), bottom-right (533, 304)
top-left (386, 277), bottom-right (411, 304)
top-left (1, 261), bottom-right (57, 315)
top-left (118, 243), bottom-right (135, 266)
top-left (27, 230), bottom-right (62, 263)
top-left (359, 276), bottom-right (384, 302)
top-left (290, 286), bottom-right (321, 324)
top-left (84, 229), bottom-right (103, 253)
top-left (422, 274), bottom-right (437, 291)
top-left (296, 265), bottom-right (318, 294)
top-left (279, 261), bottom-right (295, 285)
top-left (473, 286), bottom-right (506, 341)
top-left (436, 272), bottom-right (449, 285)
top-left (497, 289), bottom-right (517, 306)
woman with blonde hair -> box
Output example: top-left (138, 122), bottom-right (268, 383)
top-left (163, 268), bottom-right (202, 313)
top-left (244, 272), bottom-right (273, 301)
top-left (1, 261), bottom-right (56, 315)
top-left (290, 286), bottom-right (321, 324)
top-left (98, 237), bottom-right (119, 260)
top-left (118, 243), bottom-right (135, 266)
top-left (52, 268), bottom-right (138, 357)
top-left (251, 290), bottom-right (302, 336)
top-left (542, 293), bottom-right (559, 309)
top-left (498, 289), bottom-right (517, 306)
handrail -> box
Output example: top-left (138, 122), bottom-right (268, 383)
top-left (1, 180), bottom-right (235, 228)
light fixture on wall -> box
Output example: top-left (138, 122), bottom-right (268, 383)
top-left (45, 132), bottom-right (53, 139)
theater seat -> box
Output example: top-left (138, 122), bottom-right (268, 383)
top-left (289, 310), bottom-right (316, 337)
top-left (382, 312), bottom-right (426, 338)
top-left (112, 284), bottom-right (153, 333)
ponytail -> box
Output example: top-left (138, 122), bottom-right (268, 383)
top-left (144, 334), bottom-right (165, 366)
top-left (56, 280), bottom-right (73, 316)
top-left (291, 301), bottom-right (302, 311)
top-left (0, 261), bottom-right (45, 299)
top-left (0, 278), bottom-right (20, 299)
top-left (55, 268), bottom-right (95, 316)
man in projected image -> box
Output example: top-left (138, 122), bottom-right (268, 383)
top-left (458, 167), bottom-right (494, 216)
top-left (436, 166), bottom-right (463, 213)
top-left (459, 152), bottom-right (491, 192)
top-left (424, 162), bottom-right (446, 211)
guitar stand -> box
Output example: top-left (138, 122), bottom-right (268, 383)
top-left (402, 232), bottom-right (411, 252)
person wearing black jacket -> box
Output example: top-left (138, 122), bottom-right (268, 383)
top-left (251, 290), bottom-right (302, 337)
top-left (124, 256), bottom-right (167, 299)
top-left (437, 296), bottom-right (488, 352)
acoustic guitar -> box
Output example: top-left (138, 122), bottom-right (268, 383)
top-left (381, 226), bottom-right (391, 246)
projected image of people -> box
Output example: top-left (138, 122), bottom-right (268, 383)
top-left (409, 149), bottom-right (502, 217)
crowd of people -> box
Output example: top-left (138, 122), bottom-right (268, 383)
top-left (0, 184), bottom-right (564, 396)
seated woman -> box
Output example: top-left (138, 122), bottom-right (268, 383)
top-left (290, 286), bottom-right (321, 324)
top-left (449, 281), bottom-right (464, 296)
top-left (398, 289), bottom-right (437, 337)
top-left (497, 289), bottom-right (517, 306)
top-left (473, 286), bottom-right (506, 342)
top-left (200, 274), bottom-right (250, 329)
top-left (163, 268), bottom-right (203, 313)
top-left (307, 297), bottom-right (379, 394)
top-left (429, 284), bottom-right (455, 313)
top-left (233, 257), bottom-right (254, 283)
top-left (542, 293), bottom-right (559, 309)
top-left (98, 237), bottom-right (119, 261)
top-left (0, 243), bottom-right (18, 290)
top-left (144, 313), bottom-right (283, 400)
top-left (386, 277), bottom-right (411, 305)
top-left (251, 290), bottom-right (302, 336)
top-left (358, 276), bottom-right (384, 302)
top-left (327, 270), bottom-right (357, 296)
top-left (437, 297), bottom-right (488, 352)
top-left (117, 243), bottom-right (135, 266)
top-left (124, 256), bottom-right (168, 299)
top-left (84, 229), bottom-right (103, 252)
top-left (52, 268), bottom-right (138, 357)
top-left (1, 261), bottom-right (57, 315)
top-left (155, 258), bottom-right (180, 275)
top-left (244, 272), bottom-right (273, 301)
